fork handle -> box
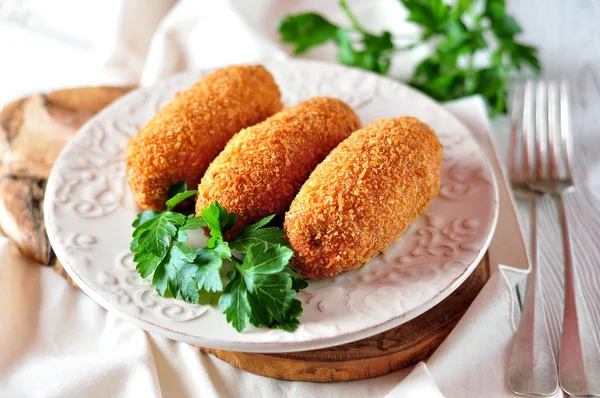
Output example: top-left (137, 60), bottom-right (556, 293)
top-left (557, 193), bottom-right (600, 397)
top-left (507, 195), bottom-right (558, 396)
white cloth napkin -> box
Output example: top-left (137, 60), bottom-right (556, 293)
top-left (0, 1), bottom-right (566, 397)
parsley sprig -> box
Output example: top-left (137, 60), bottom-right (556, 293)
top-left (130, 183), bottom-right (307, 332)
top-left (277, 0), bottom-right (541, 115)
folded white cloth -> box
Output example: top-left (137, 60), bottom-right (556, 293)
top-left (387, 363), bottom-right (444, 398)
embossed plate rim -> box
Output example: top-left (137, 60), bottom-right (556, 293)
top-left (45, 59), bottom-right (499, 353)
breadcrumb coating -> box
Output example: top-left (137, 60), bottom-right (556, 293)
top-left (125, 65), bottom-right (282, 210)
top-left (284, 117), bottom-right (443, 280)
top-left (195, 97), bottom-right (361, 227)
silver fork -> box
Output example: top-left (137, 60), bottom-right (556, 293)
top-left (523, 80), bottom-right (600, 397)
top-left (507, 80), bottom-right (558, 397)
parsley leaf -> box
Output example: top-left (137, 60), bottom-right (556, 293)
top-left (133, 251), bottom-right (164, 278)
top-left (162, 242), bottom-right (198, 300)
top-left (166, 190), bottom-right (198, 210)
top-left (201, 201), bottom-right (237, 247)
top-left (130, 210), bottom-right (161, 251)
top-left (219, 269), bottom-right (252, 333)
top-left (132, 210), bottom-right (160, 228)
top-left (230, 215), bottom-right (288, 252)
top-left (278, 13), bottom-right (338, 55)
top-left (165, 181), bottom-right (197, 211)
top-left (271, 298), bottom-right (303, 332)
top-left (219, 243), bottom-right (302, 332)
top-left (247, 273), bottom-right (296, 327)
top-left (180, 215), bottom-right (207, 231)
top-left (137, 211), bottom-right (186, 257)
top-left (194, 247), bottom-right (226, 293)
top-left (336, 28), bottom-right (395, 74)
top-left (240, 242), bottom-right (293, 276)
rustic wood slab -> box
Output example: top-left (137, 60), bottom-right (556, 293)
top-left (0, 86), bottom-right (490, 382)
top-left (0, 87), bottom-right (133, 264)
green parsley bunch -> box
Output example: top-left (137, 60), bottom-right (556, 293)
top-left (130, 183), bottom-right (307, 332)
top-left (278, 0), bottom-right (541, 115)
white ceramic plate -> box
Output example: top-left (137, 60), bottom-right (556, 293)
top-left (45, 59), bottom-right (498, 353)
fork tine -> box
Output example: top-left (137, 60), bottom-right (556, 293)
top-left (535, 81), bottom-right (548, 180)
top-left (522, 80), bottom-right (536, 182)
top-left (560, 81), bottom-right (574, 180)
top-left (548, 81), bottom-right (560, 180)
top-left (509, 84), bottom-right (524, 183)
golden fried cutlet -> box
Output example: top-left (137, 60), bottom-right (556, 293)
top-left (284, 117), bottom-right (443, 280)
top-left (125, 65), bottom-right (282, 210)
top-left (195, 97), bottom-right (361, 228)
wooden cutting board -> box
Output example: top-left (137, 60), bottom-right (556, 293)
top-left (0, 86), bottom-right (490, 382)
